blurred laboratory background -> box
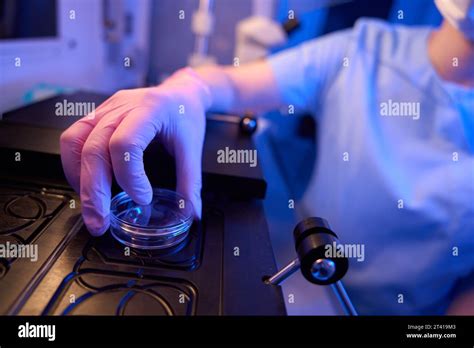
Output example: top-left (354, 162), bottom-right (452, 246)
top-left (0, 0), bottom-right (442, 114)
top-left (0, 0), bottom-right (449, 316)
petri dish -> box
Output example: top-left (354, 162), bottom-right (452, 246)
top-left (110, 188), bottom-right (194, 250)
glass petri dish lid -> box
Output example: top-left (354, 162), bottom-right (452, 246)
top-left (110, 188), bottom-right (194, 250)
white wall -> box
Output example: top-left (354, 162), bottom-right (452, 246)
top-left (0, 0), bottom-right (151, 114)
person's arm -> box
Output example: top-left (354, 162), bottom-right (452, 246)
top-left (194, 60), bottom-right (284, 114)
top-left (59, 63), bottom-right (283, 236)
top-left (218, 28), bottom-right (352, 117)
top-left (195, 26), bottom-right (352, 117)
top-left (60, 29), bottom-right (351, 236)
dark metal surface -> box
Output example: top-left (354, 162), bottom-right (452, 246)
top-left (0, 182), bottom-right (82, 315)
top-left (0, 181), bottom-right (285, 316)
top-left (0, 93), bottom-right (285, 315)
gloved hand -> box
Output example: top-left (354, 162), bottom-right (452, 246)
top-left (60, 68), bottom-right (212, 236)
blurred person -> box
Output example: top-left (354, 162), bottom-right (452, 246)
top-left (60, 0), bottom-right (474, 314)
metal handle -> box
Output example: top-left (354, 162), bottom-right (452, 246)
top-left (265, 258), bottom-right (300, 285)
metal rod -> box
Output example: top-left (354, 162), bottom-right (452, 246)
top-left (265, 258), bottom-right (300, 285)
top-left (331, 280), bottom-right (358, 316)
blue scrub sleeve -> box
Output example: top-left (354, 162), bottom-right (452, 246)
top-left (267, 28), bottom-right (352, 115)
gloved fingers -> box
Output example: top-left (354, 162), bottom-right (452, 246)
top-left (60, 120), bottom-right (95, 193)
top-left (174, 112), bottom-right (206, 220)
top-left (109, 107), bottom-right (162, 206)
top-left (79, 109), bottom-right (128, 236)
top-left (59, 97), bottom-right (116, 193)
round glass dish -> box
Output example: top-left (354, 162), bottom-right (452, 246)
top-left (110, 188), bottom-right (193, 250)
